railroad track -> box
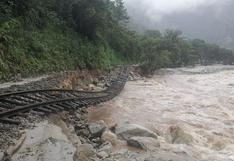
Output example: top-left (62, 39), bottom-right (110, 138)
top-left (0, 68), bottom-right (129, 125)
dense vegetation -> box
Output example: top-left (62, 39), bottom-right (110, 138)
top-left (139, 30), bottom-right (234, 74)
top-left (0, 0), bottom-right (234, 80)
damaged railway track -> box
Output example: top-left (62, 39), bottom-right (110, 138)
top-left (0, 69), bottom-right (129, 125)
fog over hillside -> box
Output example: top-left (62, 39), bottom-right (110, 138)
top-left (124, 0), bottom-right (234, 49)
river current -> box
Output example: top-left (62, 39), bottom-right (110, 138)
top-left (88, 65), bottom-right (234, 161)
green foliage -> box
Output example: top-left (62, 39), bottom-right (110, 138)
top-left (0, 0), bottom-right (233, 80)
top-left (139, 29), bottom-right (234, 74)
top-left (0, 0), bottom-right (131, 80)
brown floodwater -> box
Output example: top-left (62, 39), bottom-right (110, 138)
top-left (88, 65), bottom-right (234, 161)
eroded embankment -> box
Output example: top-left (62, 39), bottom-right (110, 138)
top-left (88, 65), bottom-right (234, 161)
top-left (0, 68), bottom-right (112, 152)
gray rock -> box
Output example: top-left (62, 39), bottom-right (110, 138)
top-left (98, 142), bottom-right (112, 154)
top-left (101, 131), bottom-right (119, 146)
top-left (77, 129), bottom-right (90, 137)
top-left (128, 152), bottom-right (142, 160)
top-left (88, 120), bottom-right (107, 137)
top-left (127, 137), bottom-right (160, 151)
top-left (75, 112), bottom-right (82, 119)
top-left (116, 123), bottom-right (158, 140)
top-left (74, 144), bottom-right (97, 161)
top-left (97, 151), bottom-right (109, 158)
top-left (0, 152), bottom-right (4, 161)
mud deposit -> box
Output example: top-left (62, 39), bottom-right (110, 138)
top-left (88, 65), bottom-right (234, 161)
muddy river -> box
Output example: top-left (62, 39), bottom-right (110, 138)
top-left (88, 65), bottom-right (234, 161)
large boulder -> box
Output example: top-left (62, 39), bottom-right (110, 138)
top-left (88, 120), bottom-right (107, 137)
top-left (127, 137), bottom-right (160, 151)
top-left (115, 123), bottom-right (158, 140)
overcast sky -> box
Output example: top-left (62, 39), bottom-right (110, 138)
top-left (123, 0), bottom-right (234, 48)
top-left (124, 0), bottom-right (230, 21)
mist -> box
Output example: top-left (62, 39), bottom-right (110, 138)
top-left (124, 0), bottom-right (234, 49)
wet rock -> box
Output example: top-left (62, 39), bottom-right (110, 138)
top-left (116, 123), bottom-right (158, 140)
top-left (109, 123), bottom-right (117, 132)
top-left (167, 126), bottom-right (193, 145)
top-left (91, 137), bottom-right (102, 146)
top-left (88, 120), bottom-right (107, 137)
top-left (97, 150), bottom-right (109, 159)
top-left (98, 142), bottom-right (112, 154)
top-left (127, 137), bottom-right (160, 151)
top-left (101, 131), bottom-right (119, 146)
top-left (79, 137), bottom-right (88, 144)
top-left (76, 129), bottom-right (90, 138)
top-left (74, 144), bottom-right (97, 161)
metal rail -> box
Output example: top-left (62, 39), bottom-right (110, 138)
top-left (0, 69), bottom-right (129, 124)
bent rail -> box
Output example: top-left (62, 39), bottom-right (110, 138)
top-left (0, 68), bottom-right (129, 124)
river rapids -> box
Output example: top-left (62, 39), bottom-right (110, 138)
top-left (88, 65), bottom-right (234, 161)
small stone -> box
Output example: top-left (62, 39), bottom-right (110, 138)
top-left (109, 123), bottom-right (118, 132)
top-left (98, 142), bottom-right (112, 154)
top-left (97, 151), bottom-right (109, 158)
top-left (79, 137), bottom-right (87, 143)
top-left (89, 84), bottom-right (95, 90)
top-left (88, 120), bottom-right (107, 137)
top-left (101, 131), bottom-right (119, 146)
top-left (92, 137), bottom-right (102, 145)
top-left (75, 113), bottom-right (82, 119)
top-left (76, 129), bottom-right (90, 137)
